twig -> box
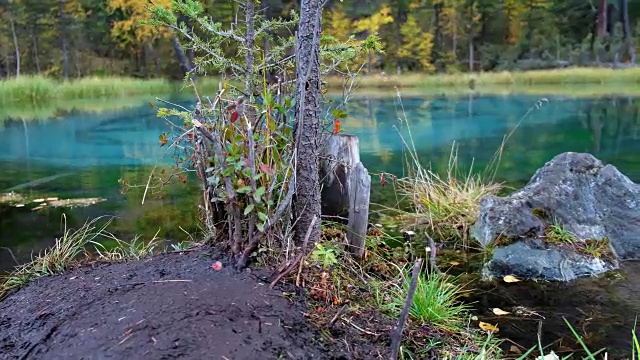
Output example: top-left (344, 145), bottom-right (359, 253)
top-left (389, 258), bottom-right (423, 360)
top-left (341, 318), bottom-right (381, 336)
top-left (426, 234), bottom-right (441, 274)
top-left (269, 215), bottom-right (317, 289)
top-left (328, 304), bottom-right (349, 328)
top-left (0, 247), bottom-right (18, 265)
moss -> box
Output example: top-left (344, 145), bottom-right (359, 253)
top-left (576, 237), bottom-right (615, 261)
top-left (492, 233), bottom-right (516, 247)
top-left (531, 207), bottom-right (551, 221)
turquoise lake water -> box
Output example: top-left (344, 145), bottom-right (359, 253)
top-left (1, 93), bottom-right (639, 270)
top-left (1, 92), bottom-right (640, 355)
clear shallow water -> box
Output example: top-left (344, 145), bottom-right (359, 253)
top-left (1, 92), bottom-right (640, 355)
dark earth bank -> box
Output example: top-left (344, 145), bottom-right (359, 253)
top-left (0, 250), bottom-right (386, 360)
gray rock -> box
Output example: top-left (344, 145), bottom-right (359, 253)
top-left (482, 240), bottom-right (618, 282)
top-left (472, 152), bottom-right (640, 281)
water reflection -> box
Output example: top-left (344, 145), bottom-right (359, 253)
top-left (341, 94), bottom-right (640, 184)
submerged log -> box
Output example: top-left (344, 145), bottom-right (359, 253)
top-left (320, 134), bottom-right (371, 259)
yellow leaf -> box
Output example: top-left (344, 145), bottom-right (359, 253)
top-left (503, 275), bottom-right (521, 283)
top-left (479, 321), bottom-right (499, 333)
top-left (448, 261), bottom-right (461, 266)
top-left (492, 308), bottom-right (511, 316)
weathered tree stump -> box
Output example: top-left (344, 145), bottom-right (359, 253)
top-left (320, 134), bottom-right (371, 259)
top-left (320, 134), bottom-right (361, 217)
top-left (347, 162), bottom-right (371, 259)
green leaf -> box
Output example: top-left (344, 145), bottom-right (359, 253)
top-left (254, 186), bottom-right (266, 202)
top-left (257, 212), bottom-right (268, 222)
top-left (244, 204), bottom-right (255, 215)
top-left (236, 186), bottom-right (252, 194)
top-left (256, 222), bottom-right (265, 232)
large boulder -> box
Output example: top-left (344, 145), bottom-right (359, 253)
top-left (472, 152), bottom-right (640, 282)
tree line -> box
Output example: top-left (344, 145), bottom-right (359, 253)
top-left (0, 0), bottom-right (638, 80)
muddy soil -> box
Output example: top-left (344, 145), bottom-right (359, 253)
top-left (0, 250), bottom-right (385, 360)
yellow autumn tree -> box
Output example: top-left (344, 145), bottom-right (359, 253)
top-left (324, 5), bottom-right (352, 41)
top-left (398, 15), bottom-right (435, 72)
top-left (352, 5), bottom-right (393, 35)
top-left (503, 0), bottom-right (526, 45)
top-left (351, 5), bottom-right (394, 72)
top-left (107, 0), bottom-right (172, 49)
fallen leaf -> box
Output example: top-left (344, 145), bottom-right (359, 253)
top-left (211, 261), bottom-right (223, 271)
top-left (509, 345), bottom-right (522, 354)
top-left (535, 351), bottom-right (559, 360)
top-left (492, 308), bottom-right (511, 316)
top-left (503, 275), bottom-right (522, 283)
top-left (448, 261), bottom-right (461, 266)
top-left (15, 204), bottom-right (24, 208)
top-left (45, 197), bottom-right (59, 201)
top-left (33, 198), bottom-right (45, 203)
top-left (259, 163), bottom-right (275, 176)
top-left (478, 321), bottom-right (499, 333)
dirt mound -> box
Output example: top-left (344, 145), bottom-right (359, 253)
top-left (0, 250), bottom-right (355, 360)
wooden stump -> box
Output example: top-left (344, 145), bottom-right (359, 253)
top-left (320, 134), bottom-right (361, 218)
top-left (320, 134), bottom-right (371, 259)
top-left (347, 162), bottom-right (371, 259)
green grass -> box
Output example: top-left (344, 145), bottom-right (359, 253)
top-left (545, 223), bottom-right (577, 245)
top-left (0, 215), bottom-right (112, 300)
top-left (0, 215), bottom-right (176, 301)
top-left (388, 271), bottom-right (472, 331)
top-left (396, 147), bottom-right (503, 247)
top-left (0, 75), bottom-right (227, 106)
top-left (92, 229), bottom-right (163, 261)
top-left (328, 67), bottom-right (640, 88)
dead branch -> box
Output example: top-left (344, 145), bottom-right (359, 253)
top-left (426, 234), bottom-right (441, 274)
top-left (328, 304), bottom-right (349, 328)
top-left (389, 258), bottom-right (423, 360)
top-left (268, 215), bottom-right (317, 289)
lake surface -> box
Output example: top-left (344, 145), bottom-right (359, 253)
top-left (1, 92), bottom-right (640, 355)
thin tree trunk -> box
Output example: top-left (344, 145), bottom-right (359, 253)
top-left (171, 35), bottom-right (194, 77)
top-left (620, 0), bottom-right (635, 63)
top-left (433, 2), bottom-right (443, 71)
top-left (32, 29), bottom-right (41, 74)
top-left (173, 15), bottom-right (196, 79)
top-left (467, 0), bottom-right (475, 72)
top-left (597, 0), bottom-right (607, 37)
top-left (244, 0), bottom-right (256, 94)
top-left (59, 0), bottom-right (70, 79)
top-left (9, 11), bottom-right (20, 77)
top-left (293, 0), bottom-right (324, 247)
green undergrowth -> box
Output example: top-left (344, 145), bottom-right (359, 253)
top-left (0, 214), bottom-right (200, 301)
top-left (295, 223), bottom-right (504, 359)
